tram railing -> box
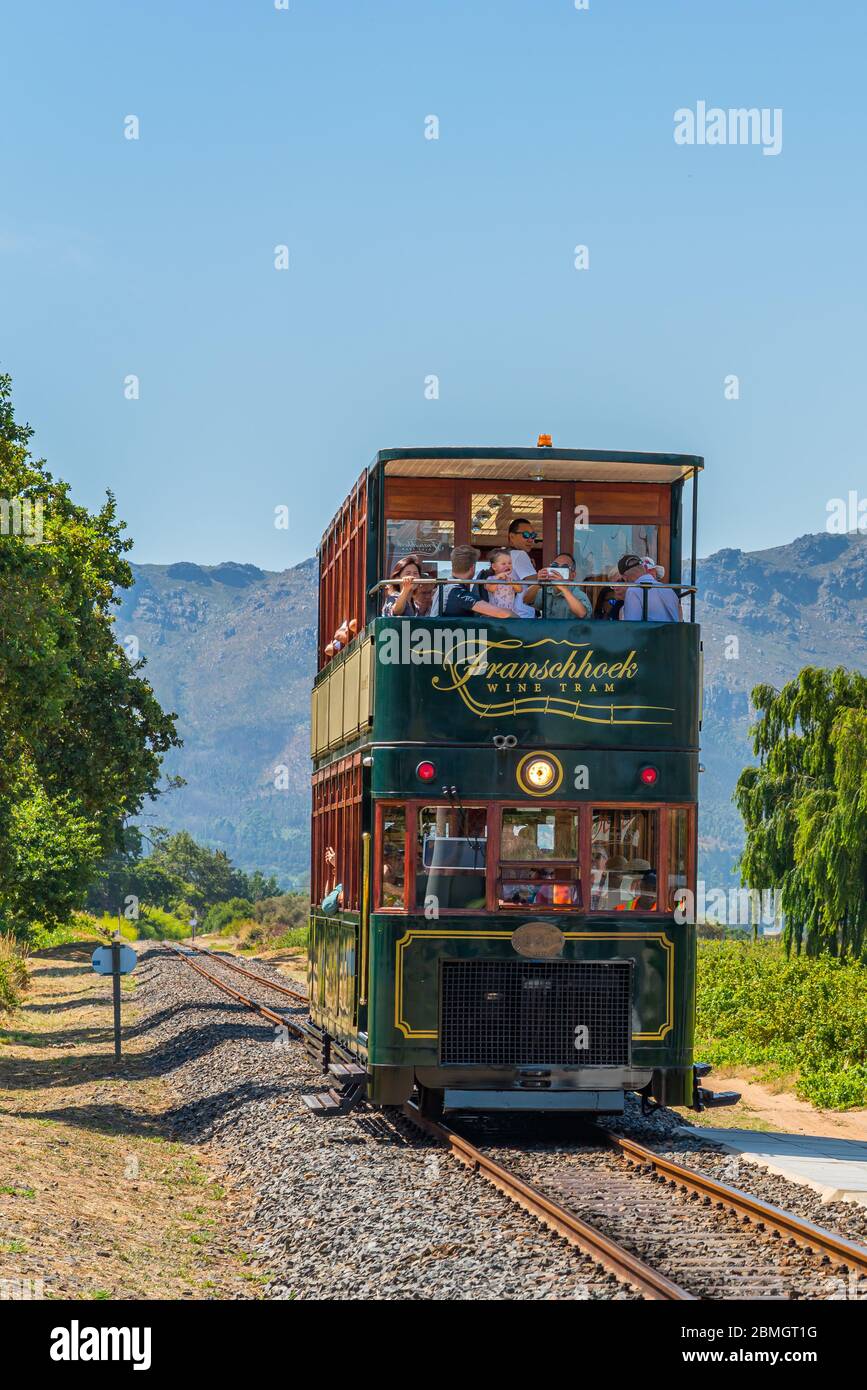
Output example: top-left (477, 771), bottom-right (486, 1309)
top-left (368, 577), bottom-right (699, 623)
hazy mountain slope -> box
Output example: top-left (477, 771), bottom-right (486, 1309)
top-left (117, 559), bottom-right (317, 885)
top-left (696, 531), bottom-right (867, 888)
top-left (122, 534), bottom-right (866, 890)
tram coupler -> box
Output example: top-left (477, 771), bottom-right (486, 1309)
top-left (691, 1063), bottom-right (740, 1111)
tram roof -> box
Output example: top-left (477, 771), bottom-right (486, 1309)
top-left (372, 447), bottom-right (703, 485)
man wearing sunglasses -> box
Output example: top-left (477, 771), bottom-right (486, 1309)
top-left (507, 517), bottom-right (541, 618)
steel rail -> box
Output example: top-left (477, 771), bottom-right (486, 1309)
top-left (166, 945), bottom-right (865, 1290)
top-left (605, 1131), bottom-right (867, 1277)
top-left (185, 941), bottom-right (308, 1003)
top-left (166, 943), bottom-right (307, 1037)
top-left (402, 1102), bottom-right (694, 1301)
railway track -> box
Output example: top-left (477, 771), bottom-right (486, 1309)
top-left (166, 942), bottom-right (308, 1037)
top-left (167, 941), bottom-right (867, 1300)
top-left (436, 1114), bottom-right (867, 1300)
top-left (184, 941), bottom-right (308, 1003)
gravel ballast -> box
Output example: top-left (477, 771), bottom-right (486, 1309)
top-left (134, 948), bottom-right (636, 1300)
top-left (135, 946), bottom-right (867, 1301)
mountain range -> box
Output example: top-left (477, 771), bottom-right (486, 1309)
top-left (120, 532), bottom-right (867, 890)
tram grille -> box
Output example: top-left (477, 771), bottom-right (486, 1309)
top-left (439, 959), bottom-right (632, 1067)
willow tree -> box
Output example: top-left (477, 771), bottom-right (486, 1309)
top-left (735, 667), bottom-right (867, 957)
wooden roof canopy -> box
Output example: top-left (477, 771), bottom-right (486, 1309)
top-left (375, 446), bottom-right (703, 486)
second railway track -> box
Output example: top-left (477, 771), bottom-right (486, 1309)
top-left (167, 940), bottom-right (867, 1301)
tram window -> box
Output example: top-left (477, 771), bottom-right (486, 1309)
top-left (573, 524), bottom-right (658, 580)
top-left (498, 809), bottom-right (581, 909)
top-left (666, 808), bottom-right (690, 911)
top-left (385, 520), bottom-right (454, 579)
top-left (380, 806), bottom-right (407, 909)
top-left (416, 806), bottom-right (487, 911)
top-left (591, 809), bottom-right (658, 912)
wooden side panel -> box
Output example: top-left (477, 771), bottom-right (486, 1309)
top-left (342, 647), bottom-right (361, 741)
top-left (572, 482), bottom-right (669, 522)
top-left (313, 681), bottom-right (330, 757)
top-left (328, 663), bottom-right (345, 748)
top-left (384, 477), bottom-right (456, 519)
top-left (358, 636), bottom-right (373, 728)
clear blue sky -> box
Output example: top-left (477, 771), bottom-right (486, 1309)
top-left (2, 1), bottom-right (864, 568)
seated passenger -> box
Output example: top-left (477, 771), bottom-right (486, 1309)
top-left (526, 552), bottom-right (592, 619)
top-left (382, 554), bottom-right (424, 617)
top-left (430, 545), bottom-right (513, 618)
top-left (587, 573), bottom-right (622, 621)
top-left (617, 552), bottom-right (682, 622)
top-left (477, 547), bottom-right (525, 616)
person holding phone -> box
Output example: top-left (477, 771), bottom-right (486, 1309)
top-left (526, 552), bottom-right (592, 619)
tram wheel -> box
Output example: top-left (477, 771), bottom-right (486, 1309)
top-left (417, 1085), bottom-right (444, 1121)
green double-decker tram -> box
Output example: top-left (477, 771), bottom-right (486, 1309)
top-left (307, 444), bottom-right (721, 1118)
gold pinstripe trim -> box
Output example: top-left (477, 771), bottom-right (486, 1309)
top-left (393, 930), bottom-right (674, 1041)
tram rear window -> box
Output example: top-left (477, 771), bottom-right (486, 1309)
top-left (417, 806), bottom-right (487, 911)
top-left (573, 524), bottom-right (658, 579)
top-left (498, 808), bottom-right (581, 909)
top-left (591, 809), bottom-right (658, 912)
top-left (380, 806), bottom-right (406, 909)
top-left (385, 520), bottom-right (454, 578)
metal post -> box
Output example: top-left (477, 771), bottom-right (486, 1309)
top-left (690, 467), bottom-right (699, 623)
top-left (111, 934), bottom-right (122, 1061)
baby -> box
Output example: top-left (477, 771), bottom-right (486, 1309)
top-left (480, 548), bottom-right (523, 613)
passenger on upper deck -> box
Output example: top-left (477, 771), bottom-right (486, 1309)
top-left (617, 553), bottom-right (682, 622)
top-left (588, 572), bottom-right (622, 621)
top-left (506, 518), bottom-right (542, 618)
top-left (476, 547), bottom-right (527, 616)
top-left (525, 552), bottom-right (592, 620)
top-left (381, 554), bottom-right (428, 618)
top-left (430, 545), bottom-right (513, 619)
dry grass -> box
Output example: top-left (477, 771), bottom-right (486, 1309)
top-left (0, 941), bottom-right (269, 1300)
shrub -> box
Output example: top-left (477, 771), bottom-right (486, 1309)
top-left (0, 934), bottom-right (29, 1013)
top-left (25, 913), bottom-right (106, 950)
top-left (203, 898), bottom-right (253, 936)
top-left (251, 893), bottom-right (307, 932)
top-left (135, 906), bottom-right (188, 941)
top-left (696, 939), bottom-right (867, 1109)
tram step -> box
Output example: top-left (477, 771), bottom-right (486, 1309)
top-left (697, 1087), bottom-right (741, 1109)
top-left (328, 1062), bottom-right (366, 1083)
top-left (301, 1090), bottom-right (343, 1114)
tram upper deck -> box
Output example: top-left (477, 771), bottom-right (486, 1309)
top-left (312, 446), bottom-right (702, 764)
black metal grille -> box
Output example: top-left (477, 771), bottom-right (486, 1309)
top-left (439, 959), bottom-right (632, 1067)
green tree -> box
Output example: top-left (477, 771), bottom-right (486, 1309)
top-left (735, 667), bottom-right (867, 957)
top-left (146, 830), bottom-right (249, 909)
top-left (0, 372), bottom-right (180, 935)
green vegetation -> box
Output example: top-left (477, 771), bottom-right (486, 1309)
top-left (0, 370), bottom-right (180, 940)
top-left (696, 939), bottom-right (867, 1109)
top-left (215, 892), bottom-right (308, 950)
top-left (0, 934), bottom-right (29, 1013)
top-left (736, 667), bottom-right (867, 957)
